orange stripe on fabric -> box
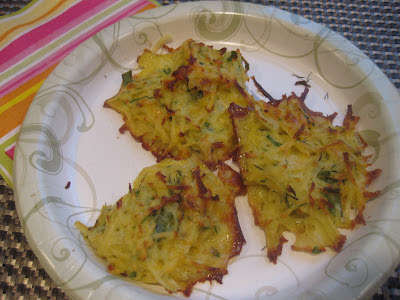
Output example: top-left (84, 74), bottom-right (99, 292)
top-left (0, 63), bottom-right (57, 107)
top-left (0, 94), bottom-right (35, 137)
top-left (136, 2), bottom-right (157, 13)
top-left (0, 1), bottom-right (66, 44)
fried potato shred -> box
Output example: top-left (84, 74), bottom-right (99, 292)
top-left (76, 158), bottom-right (245, 296)
top-left (80, 38), bottom-right (383, 295)
top-left (229, 91), bottom-right (381, 263)
top-left (105, 39), bottom-right (250, 170)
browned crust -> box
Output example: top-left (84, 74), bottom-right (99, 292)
top-left (193, 167), bottom-right (211, 199)
top-left (267, 235), bottom-right (288, 264)
top-left (162, 44), bottom-right (174, 53)
top-left (167, 185), bottom-right (190, 190)
top-left (229, 205), bottom-right (246, 259)
top-left (228, 102), bottom-right (253, 119)
top-left (251, 76), bottom-right (280, 104)
top-left (180, 264), bottom-right (228, 297)
top-left (293, 124), bottom-right (306, 139)
top-left (331, 234), bottom-right (347, 252)
top-left (233, 79), bottom-right (253, 106)
top-left (351, 211), bottom-right (366, 228)
top-left (295, 80), bottom-right (311, 88)
top-left (343, 104), bottom-right (360, 129)
top-left (229, 85), bottom-right (382, 263)
top-left (343, 152), bottom-right (357, 185)
top-left (116, 198), bottom-right (122, 209)
top-left (155, 171), bottom-right (166, 183)
top-left (153, 88), bottom-right (162, 99)
top-left (365, 169), bottom-right (382, 186)
top-left (178, 167), bottom-right (245, 297)
top-left (363, 190), bottom-right (381, 199)
top-left (104, 40), bottom-right (250, 171)
top-left (217, 162), bottom-right (246, 196)
top-left (147, 194), bottom-right (180, 215)
top-left (204, 151), bottom-right (235, 172)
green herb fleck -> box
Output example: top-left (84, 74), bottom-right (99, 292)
top-left (227, 51), bottom-right (238, 62)
top-left (129, 271), bottom-right (137, 278)
top-left (194, 90), bottom-right (203, 100)
top-left (155, 208), bottom-right (175, 233)
top-left (211, 247), bottom-right (220, 257)
top-left (189, 89), bottom-right (203, 100)
top-left (190, 146), bottom-right (201, 153)
top-left (317, 170), bottom-right (339, 185)
top-left (167, 170), bottom-right (183, 185)
top-left (163, 67), bottom-right (171, 74)
top-left (284, 192), bottom-right (291, 208)
top-left (323, 188), bottom-right (342, 217)
top-left (122, 70), bottom-right (133, 86)
top-left (204, 121), bottom-right (211, 128)
top-left (267, 135), bottom-right (282, 147)
top-left (295, 203), bottom-right (307, 211)
top-left (130, 95), bottom-right (154, 103)
top-left (254, 164), bottom-right (264, 170)
top-left (312, 246), bottom-right (322, 254)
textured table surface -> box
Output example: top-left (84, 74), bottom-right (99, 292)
top-left (0, 0), bottom-right (399, 299)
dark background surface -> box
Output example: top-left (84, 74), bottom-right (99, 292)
top-left (0, 0), bottom-right (399, 298)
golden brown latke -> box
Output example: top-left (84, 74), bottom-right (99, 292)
top-left (104, 39), bottom-right (250, 170)
top-left (76, 158), bottom-right (245, 296)
top-left (229, 88), bottom-right (381, 263)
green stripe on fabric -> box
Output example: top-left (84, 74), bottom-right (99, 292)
top-left (0, 133), bottom-right (18, 189)
top-left (147, 0), bottom-right (161, 7)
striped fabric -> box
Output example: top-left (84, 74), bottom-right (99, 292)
top-left (0, 0), bottom-right (159, 188)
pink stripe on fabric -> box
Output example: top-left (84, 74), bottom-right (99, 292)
top-left (0, 0), bottom-right (150, 98)
top-left (6, 146), bottom-right (15, 160)
top-left (0, 0), bottom-right (120, 72)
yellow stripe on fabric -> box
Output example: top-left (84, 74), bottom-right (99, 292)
top-left (0, 133), bottom-right (17, 188)
top-left (0, 80), bottom-right (44, 115)
top-left (0, 62), bottom-right (57, 107)
top-left (0, 0), bottom-right (78, 48)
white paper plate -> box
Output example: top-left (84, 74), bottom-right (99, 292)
top-left (13, 2), bottom-right (400, 299)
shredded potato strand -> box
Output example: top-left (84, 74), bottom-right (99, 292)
top-left (229, 94), bottom-right (381, 263)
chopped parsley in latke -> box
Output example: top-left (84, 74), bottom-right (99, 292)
top-left (229, 89), bottom-right (381, 263)
top-left (105, 39), bottom-right (250, 170)
top-left (76, 158), bottom-right (245, 296)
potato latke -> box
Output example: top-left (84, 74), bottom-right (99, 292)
top-left (76, 158), bottom-right (245, 296)
top-left (104, 39), bottom-right (250, 170)
top-left (229, 89), bottom-right (381, 263)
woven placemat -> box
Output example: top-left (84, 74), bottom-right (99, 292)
top-left (1, 0), bottom-right (399, 299)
